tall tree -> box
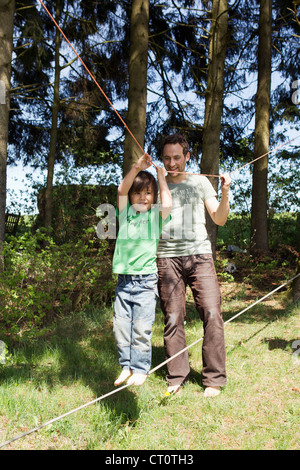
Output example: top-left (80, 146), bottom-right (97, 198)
top-left (0, 0), bottom-right (14, 271)
top-left (123, 0), bottom-right (149, 175)
top-left (200, 0), bottom-right (228, 255)
top-left (44, 0), bottom-right (63, 233)
top-left (11, 0), bottom-right (119, 229)
top-left (250, 0), bottom-right (272, 253)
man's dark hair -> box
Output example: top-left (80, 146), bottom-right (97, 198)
top-left (160, 133), bottom-right (190, 157)
top-left (128, 170), bottom-right (158, 205)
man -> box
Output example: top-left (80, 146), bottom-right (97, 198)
top-left (157, 133), bottom-right (231, 397)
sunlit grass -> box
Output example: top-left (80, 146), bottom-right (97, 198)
top-left (0, 285), bottom-right (299, 450)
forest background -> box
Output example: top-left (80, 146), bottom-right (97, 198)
top-left (0, 0), bottom-right (300, 356)
top-left (1, 0), bottom-right (299, 314)
top-left (0, 0), bottom-right (299, 451)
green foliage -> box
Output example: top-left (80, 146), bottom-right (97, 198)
top-left (0, 231), bottom-right (116, 342)
top-left (268, 212), bottom-right (299, 249)
top-left (217, 212), bottom-right (299, 250)
top-left (34, 161), bottom-right (118, 243)
top-left (217, 213), bottom-right (251, 250)
top-left (1, 212), bottom-right (298, 345)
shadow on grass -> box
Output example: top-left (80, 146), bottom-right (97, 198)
top-left (0, 307), bottom-right (140, 428)
top-left (0, 294), bottom-right (297, 447)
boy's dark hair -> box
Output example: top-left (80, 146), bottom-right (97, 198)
top-left (128, 170), bottom-right (158, 205)
top-left (160, 132), bottom-right (190, 157)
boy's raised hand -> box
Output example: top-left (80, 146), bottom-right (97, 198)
top-left (137, 153), bottom-right (152, 170)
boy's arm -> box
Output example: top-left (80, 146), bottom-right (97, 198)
top-left (117, 153), bottom-right (152, 212)
top-left (156, 166), bottom-right (172, 219)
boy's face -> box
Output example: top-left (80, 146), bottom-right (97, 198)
top-left (130, 187), bottom-right (154, 213)
top-left (161, 143), bottom-right (190, 181)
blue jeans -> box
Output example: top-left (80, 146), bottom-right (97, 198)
top-left (113, 273), bottom-right (158, 374)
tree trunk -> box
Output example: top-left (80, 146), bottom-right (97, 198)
top-left (123, 0), bottom-right (149, 176)
top-left (0, 0), bottom-right (14, 271)
top-left (292, 212), bottom-right (300, 302)
top-left (44, 2), bottom-right (62, 233)
top-left (200, 0), bottom-right (228, 257)
top-left (250, 0), bottom-right (272, 254)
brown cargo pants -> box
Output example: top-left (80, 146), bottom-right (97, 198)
top-left (157, 254), bottom-right (226, 388)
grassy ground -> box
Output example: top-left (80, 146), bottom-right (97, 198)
top-left (0, 261), bottom-right (299, 450)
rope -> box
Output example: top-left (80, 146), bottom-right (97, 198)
top-left (167, 134), bottom-right (300, 178)
top-left (149, 271), bottom-right (300, 374)
top-left (0, 271), bottom-right (299, 449)
top-left (38, 1), bottom-right (300, 179)
top-left (2, 0), bottom-right (297, 450)
top-left (38, 0), bottom-right (145, 156)
top-left (229, 135), bottom-right (300, 176)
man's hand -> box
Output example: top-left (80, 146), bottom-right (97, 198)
top-left (156, 165), bottom-right (167, 181)
top-left (220, 173), bottom-right (231, 194)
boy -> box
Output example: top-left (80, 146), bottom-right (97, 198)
top-left (113, 153), bottom-right (172, 386)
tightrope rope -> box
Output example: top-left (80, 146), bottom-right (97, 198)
top-left (2, 0), bottom-right (297, 450)
top-left (149, 272), bottom-right (300, 374)
top-left (0, 272), bottom-right (299, 449)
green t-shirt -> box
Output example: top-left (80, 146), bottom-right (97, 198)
top-left (113, 204), bottom-right (171, 275)
top-left (157, 174), bottom-right (217, 258)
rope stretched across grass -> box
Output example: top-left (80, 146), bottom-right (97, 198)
top-left (0, 272), bottom-right (299, 449)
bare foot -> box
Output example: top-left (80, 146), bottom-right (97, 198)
top-left (114, 369), bottom-right (132, 386)
top-left (127, 373), bottom-right (148, 386)
top-left (166, 384), bottom-right (181, 395)
top-left (204, 386), bottom-right (220, 397)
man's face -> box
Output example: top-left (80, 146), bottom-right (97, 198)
top-left (161, 143), bottom-right (190, 180)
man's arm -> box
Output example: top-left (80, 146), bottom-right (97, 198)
top-left (205, 173), bottom-right (231, 226)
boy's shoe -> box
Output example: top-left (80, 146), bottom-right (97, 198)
top-left (114, 369), bottom-right (132, 386)
top-left (127, 373), bottom-right (148, 386)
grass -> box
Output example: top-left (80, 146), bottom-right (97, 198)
top-left (0, 265), bottom-right (299, 450)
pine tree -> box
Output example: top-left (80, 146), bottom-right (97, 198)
top-left (123, 0), bottom-right (149, 175)
top-left (0, 0), bottom-right (15, 271)
top-left (250, 0), bottom-right (272, 254)
top-left (201, 0), bottom-right (229, 255)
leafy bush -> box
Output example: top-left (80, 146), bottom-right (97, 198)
top-left (217, 212), bottom-right (299, 251)
top-left (0, 230), bottom-right (116, 341)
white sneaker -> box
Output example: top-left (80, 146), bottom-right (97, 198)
top-left (114, 369), bottom-right (132, 386)
top-left (127, 373), bottom-right (148, 386)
